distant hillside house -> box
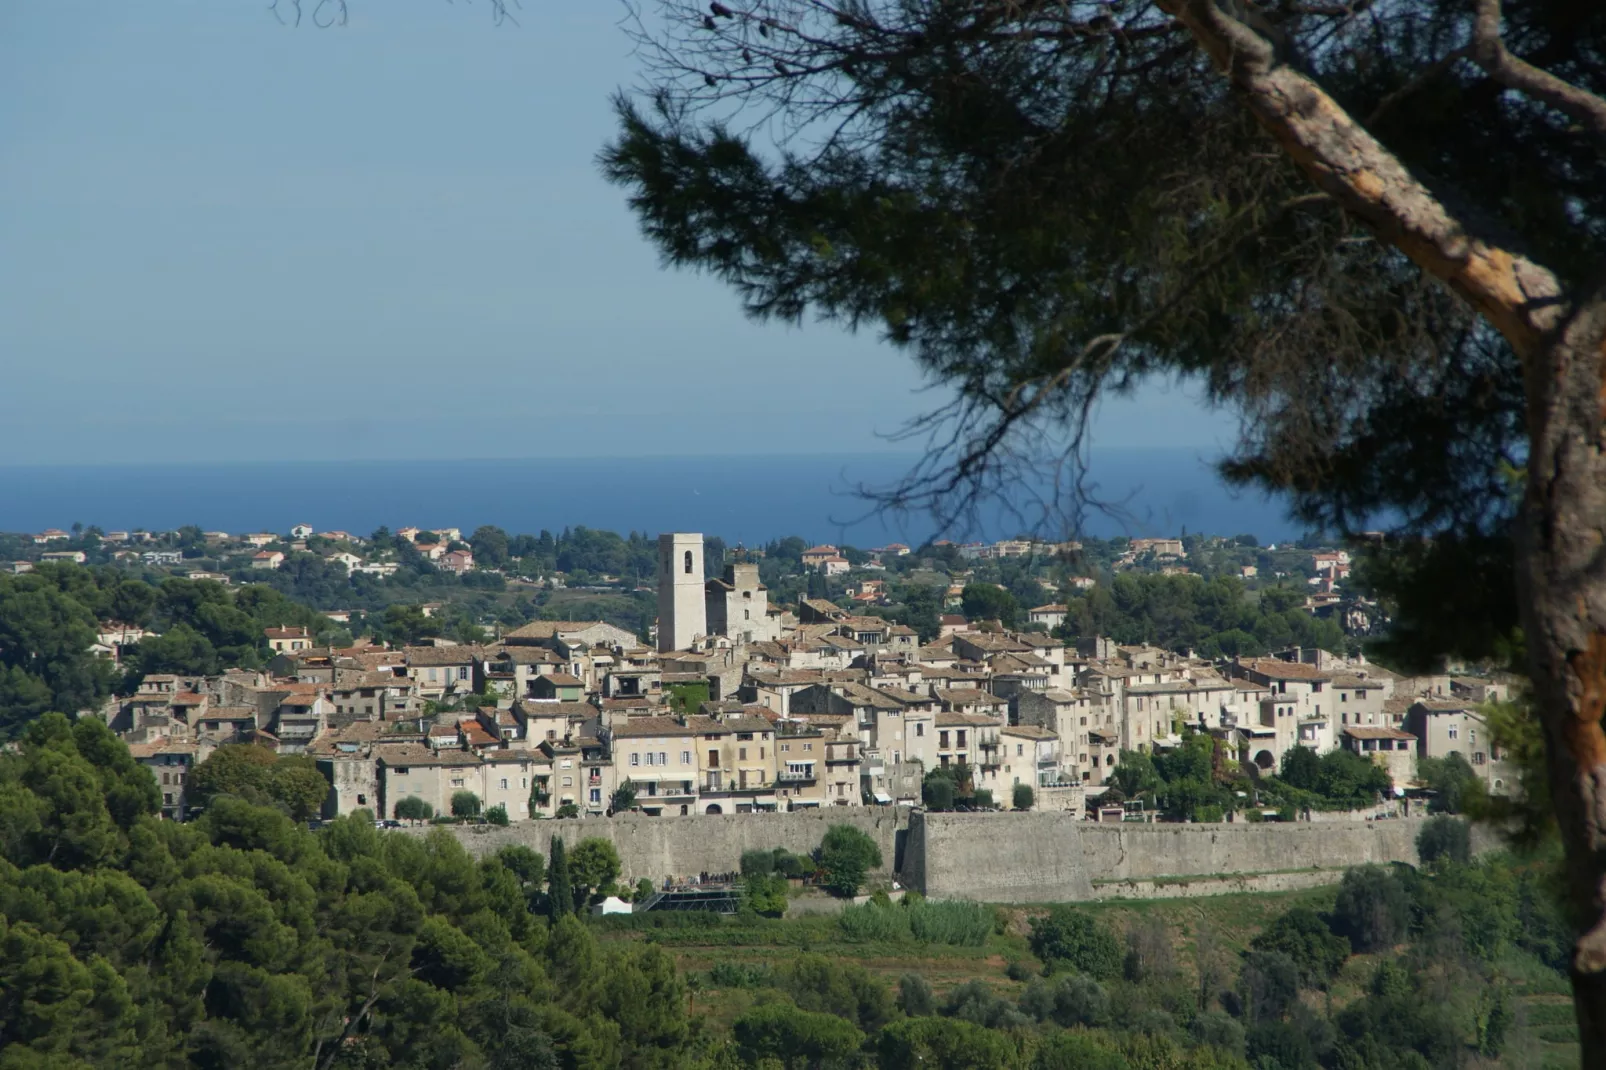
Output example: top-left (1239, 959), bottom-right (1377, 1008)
top-left (1028, 604), bottom-right (1068, 629)
top-left (439, 549), bottom-right (475, 575)
top-left (244, 532), bottom-right (277, 547)
top-left (40, 550), bottom-right (87, 564)
top-left (251, 550), bottom-right (285, 570)
top-left (800, 545), bottom-right (839, 569)
top-left (266, 626), bottom-right (313, 654)
top-left (290, 524), bottom-right (314, 538)
top-left (32, 529), bottom-right (70, 544)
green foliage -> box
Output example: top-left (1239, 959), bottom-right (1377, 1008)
top-left (817, 824), bottom-right (882, 898)
top-left (1237, 951), bottom-right (1302, 1024)
top-left (1032, 1031), bottom-right (1130, 1070)
top-left (1279, 746), bottom-right (1321, 791)
top-left (610, 778), bottom-right (638, 813)
top-left (1249, 907), bottom-right (1348, 988)
top-left (1028, 907), bottom-right (1123, 979)
top-left (1331, 866), bottom-right (1411, 953)
top-left (837, 898), bottom-right (994, 947)
top-left (567, 837), bottom-right (620, 905)
top-left (876, 1014), bottom-right (1018, 1070)
top-left (1011, 783), bottom-right (1034, 811)
top-left (1416, 753), bottom-right (1483, 815)
top-left (923, 773), bottom-right (957, 811)
top-left (547, 836), bottom-right (574, 917)
top-left (553, 802), bottom-right (579, 819)
top-left (484, 804), bottom-right (509, 827)
top-left (733, 1001), bottom-right (864, 1069)
top-left (960, 584), bottom-right (1019, 628)
top-left (0, 725), bottom-right (700, 1069)
top-left (744, 873), bottom-right (790, 918)
top-left (1020, 973), bottom-right (1110, 1028)
top-left (898, 972), bottom-right (935, 1016)
top-left (740, 848), bottom-right (775, 878)
top-left (449, 790), bottom-right (481, 820)
top-left (394, 796), bottom-right (433, 821)
top-left (1416, 815), bottom-right (1471, 866)
top-left (779, 953), bottom-right (893, 1033)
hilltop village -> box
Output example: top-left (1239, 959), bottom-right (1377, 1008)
top-left (15, 526), bottom-right (1512, 825)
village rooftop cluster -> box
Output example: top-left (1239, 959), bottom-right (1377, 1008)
top-left (69, 529), bottom-right (1511, 825)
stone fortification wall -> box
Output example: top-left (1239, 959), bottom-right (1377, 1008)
top-left (422, 809), bottom-right (1472, 904)
top-left (419, 808), bottom-right (908, 886)
top-left (907, 812), bottom-right (1441, 903)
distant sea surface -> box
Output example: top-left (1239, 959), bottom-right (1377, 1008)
top-left (0, 451), bottom-right (1301, 546)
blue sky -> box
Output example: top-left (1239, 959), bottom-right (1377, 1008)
top-left (0, 1), bottom-right (1235, 465)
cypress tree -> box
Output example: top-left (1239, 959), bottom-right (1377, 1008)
top-left (547, 836), bottom-right (574, 917)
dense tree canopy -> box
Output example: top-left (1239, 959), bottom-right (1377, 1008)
top-left (0, 714), bottom-right (710, 1069)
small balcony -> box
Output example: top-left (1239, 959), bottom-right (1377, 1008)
top-left (779, 767), bottom-right (817, 782)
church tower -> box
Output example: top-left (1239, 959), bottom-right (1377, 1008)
top-left (657, 533), bottom-right (706, 652)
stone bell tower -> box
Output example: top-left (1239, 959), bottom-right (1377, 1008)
top-left (656, 533), bottom-right (706, 652)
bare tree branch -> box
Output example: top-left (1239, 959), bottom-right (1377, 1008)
top-left (1469, 0), bottom-right (1606, 140)
top-left (1155, 0), bottom-right (1570, 363)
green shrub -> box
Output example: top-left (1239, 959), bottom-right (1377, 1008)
top-left (898, 973), bottom-right (935, 1016)
top-left (1417, 815), bottom-right (1472, 866)
top-left (907, 899), bottom-right (994, 947)
top-left (733, 1002), bottom-right (864, 1068)
top-left (1251, 906), bottom-right (1349, 987)
top-left (1028, 907), bottom-right (1123, 979)
top-left (1013, 783), bottom-right (1035, 810)
top-left (838, 901), bottom-right (911, 942)
top-left (818, 824), bottom-right (883, 897)
top-left (740, 848), bottom-right (775, 878)
top-left (394, 796), bottom-right (432, 821)
top-left (484, 804), bottom-right (509, 826)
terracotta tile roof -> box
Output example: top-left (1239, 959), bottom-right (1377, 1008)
top-left (503, 620), bottom-right (605, 640)
top-left (404, 645), bottom-right (486, 666)
top-left (1237, 658), bottom-right (1334, 682)
top-left (611, 716), bottom-right (697, 738)
top-left (1343, 725), bottom-right (1417, 740)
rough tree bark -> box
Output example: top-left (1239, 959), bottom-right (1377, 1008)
top-left (1155, 0), bottom-right (1606, 1060)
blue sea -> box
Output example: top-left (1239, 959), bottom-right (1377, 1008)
top-left (0, 451), bottom-right (1302, 546)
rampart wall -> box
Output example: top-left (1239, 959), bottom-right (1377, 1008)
top-left (422, 807), bottom-right (908, 885)
top-left (905, 812), bottom-right (1449, 902)
top-left (423, 810), bottom-right (1470, 903)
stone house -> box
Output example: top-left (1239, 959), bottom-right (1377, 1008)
top-left (609, 716), bottom-right (700, 816)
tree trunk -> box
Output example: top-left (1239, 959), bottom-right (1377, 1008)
top-left (1153, 3), bottom-right (1606, 1062)
top-left (1515, 291), bottom-right (1606, 1064)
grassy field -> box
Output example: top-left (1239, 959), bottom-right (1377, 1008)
top-left (593, 886), bottom-right (1583, 1063)
top-left (595, 887), bottom-right (1340, 1028)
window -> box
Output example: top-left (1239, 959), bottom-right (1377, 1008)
top-left (164, 793), bottom-right (173, 805)
top-left (681, 750), bottom-right (692, 764)
top-left (915, 723), bottom-right (924, 737)
top-left (659, 752), bottom-right (667, 765)
top-left (781, 743), bottom-right (790, 753)
top-left (1448, 726), bottom-right (1459, 740)
top-left (357, 794), bottom-right (366, 805)
top-left (631, 753), bottom-right (640, 766)
top-left (394, 767), bottom-right (410, 775)
top-left (500, 778), bottom-right (508, 790)
top-left (744, 609), bottom-right (750, 620)
top-left (562, 776), bottom-right (573, 787)
top-left (646, 752), bottom-right (656, 766)
top-left (458, 666), bottom-right (469, 681)
top-left (590, 788), bottom-right (601, 803)
top-left (1016, 744), bottom-right (1024, 756)
top-left (739, 747), bottom-right (748, 761)
top-left (684, 550), bottom-right (693, 574)
top-left (803, 743), bottom-right (812, 751)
